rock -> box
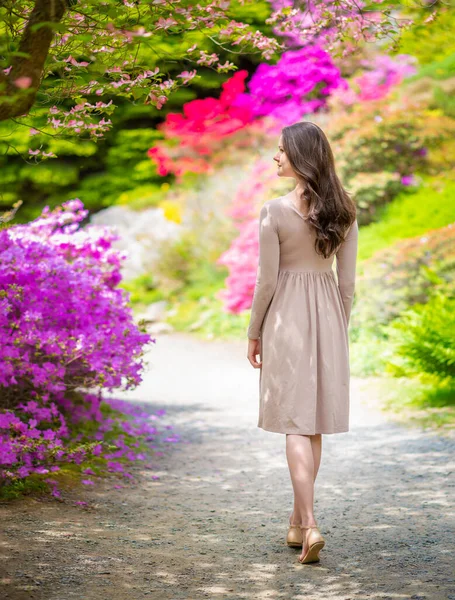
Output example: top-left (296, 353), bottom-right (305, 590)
top-left (145, 322), bottom-right (174, 335)
top-left (90, 205), bottom-right (182, 281)
top-left (134, 301), bottom-right (169, 324)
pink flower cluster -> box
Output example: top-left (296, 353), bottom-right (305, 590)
top-left (216, 219), bottom-right (259, 314)
top-left (0, 200), bottom-right (159, 485)
top-left (0, 393), bottom-right (173, 488)
top-left (45, 100), bottom-right (114, 140)
top-left (335, 54), bottom-right (418, 104)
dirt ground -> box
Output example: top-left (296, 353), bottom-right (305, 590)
top-left (1, 332), bottom-right (454, 600)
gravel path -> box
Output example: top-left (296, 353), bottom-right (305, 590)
top-left (1, 332), bottom-right (454, 600)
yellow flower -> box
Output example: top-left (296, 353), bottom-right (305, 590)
top-left (159, 200), bottom-right (182, 223)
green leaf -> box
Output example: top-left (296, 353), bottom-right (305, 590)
top-left (30, 21), bottom-right (68, 33)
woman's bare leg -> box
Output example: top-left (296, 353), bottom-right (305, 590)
top-left (287, 434), bottom-right (322, 526)
top-left (311, 434), bottom-right (322, 481)
top-left (286, 434), bottom-right (322, 560)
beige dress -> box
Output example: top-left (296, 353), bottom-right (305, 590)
top-left (247, 195), bottom-right (359, 435)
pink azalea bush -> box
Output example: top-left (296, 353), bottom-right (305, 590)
top-left (216, 158), bottom-right (279, 313)
top-left (216, 219), bottom-right (259, 314)
top-left (225, 159), bottom-right (278, 224)
top-left (0, 200), bottom-right (174, 494)
top-left (331, 53), bottom-right (418, 105)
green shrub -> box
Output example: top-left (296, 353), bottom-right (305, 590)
top-left (358, 176), bottom-right (455, 262)
top-left (105, 128), bottom-right (162, 174)
top-left (120, 273), bottom-right (166, 308)
top-left (432, 83), bottom-right (455, 118)
top-left (116, 184), bottom-right (164, 210)
top-left (349, 327), bottom-right (394, 377)
top-left (20, 162), bottom-right (79, 188)
top-left (166, 291), bottom-right (251, 340)
top-left (384, 292), bottom-right (455, 386)
top-left (353, 222), bottom-right (455, 331)
top-left (154, 230), bottom-right (199, 290)
top-left (394, 9), bottom-right (455, 68)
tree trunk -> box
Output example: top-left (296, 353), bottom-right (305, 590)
top-left (0, 0), bottom-right (69, 121)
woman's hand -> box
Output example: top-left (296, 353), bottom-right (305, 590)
top-left (247, 338), bottom-right (262, 369)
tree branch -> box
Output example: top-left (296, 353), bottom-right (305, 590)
top-left (0, 0), bottom-right (70, 121)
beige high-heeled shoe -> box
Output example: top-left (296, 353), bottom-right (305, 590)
top-left (286, 517), bottom-right (303, 547)
top-left (298, 525), bottom-right (325, 564)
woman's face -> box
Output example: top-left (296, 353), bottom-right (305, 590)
top-left (273, 135), bottom-right (295, 178)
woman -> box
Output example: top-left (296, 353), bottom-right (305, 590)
top-left (246, 121), bottom-right (358, 565)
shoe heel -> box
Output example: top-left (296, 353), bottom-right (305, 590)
top-left (287, 525), bottom-right (303, 547)
top-left (298, 526), bottom-right (325, 564)
top-left (299, 540), bottom-right (325, 563)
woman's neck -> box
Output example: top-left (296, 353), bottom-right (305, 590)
top-left (292, 181), bottom-right (308, 210)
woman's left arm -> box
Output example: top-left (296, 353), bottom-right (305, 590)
top-left (247, 203), bottom-right (280, 340)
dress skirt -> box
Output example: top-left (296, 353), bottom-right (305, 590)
top-left (258, 269), bottom-right (350, 435)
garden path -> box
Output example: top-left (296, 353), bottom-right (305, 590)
top-left (1, 332), bottom-right (454, 600)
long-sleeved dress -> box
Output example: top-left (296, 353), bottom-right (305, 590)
top-left (247, 195), bottom-right (358, 435)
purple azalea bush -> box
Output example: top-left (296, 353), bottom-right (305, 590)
top-left (0, 200), bottom-right (167, 493)
top-left (247, 45), bottom-right (345, 124)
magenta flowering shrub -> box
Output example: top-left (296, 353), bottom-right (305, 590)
top-left (247, 45), bottom-right (345, 125)
top-left (0, 392), bottom-right (174, 494)
top-left (1, 199), bottom-right (151, 394)
top-left (354, 54), bottom-right (417, 101)
top-left (0, 200), bottom-right (157, 488)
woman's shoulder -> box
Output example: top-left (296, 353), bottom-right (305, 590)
top-left (269, 195), bottom-right (286, 205)
top-left (257, 198), bottom-right (283, 228)
top-left (346, 218), bottom-right (359, 234)
top-left (260, 196), bottom-right (285, 214)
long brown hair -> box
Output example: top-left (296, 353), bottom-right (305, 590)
top-left (281, 121), bottom-right (357, 259)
